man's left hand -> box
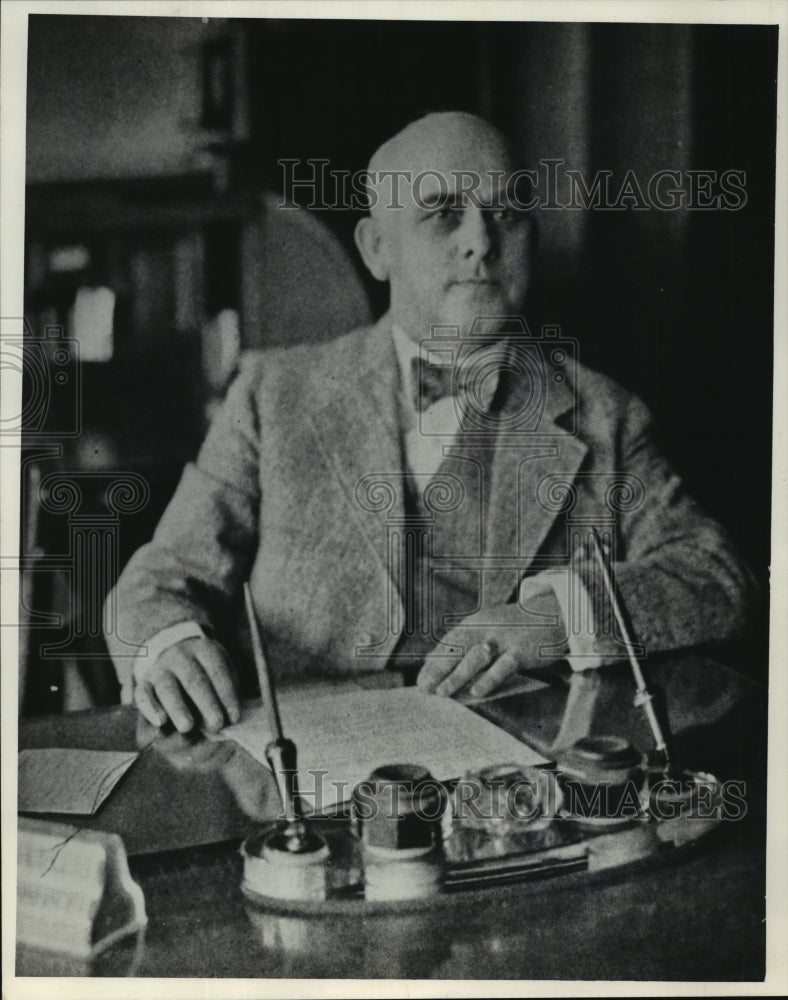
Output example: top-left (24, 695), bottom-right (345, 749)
top-left (416, 598), bottom-right (566, 699)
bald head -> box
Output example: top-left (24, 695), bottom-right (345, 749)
top-left (354, 111), bottom-right (533, 342)
top-left (366, 112), bottom-right (518, 218)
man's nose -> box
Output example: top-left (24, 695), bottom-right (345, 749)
top-left (459, 207), bottom-right (495, 261)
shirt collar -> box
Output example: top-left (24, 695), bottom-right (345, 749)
top-left (391, 322), bottom-right (503, 412)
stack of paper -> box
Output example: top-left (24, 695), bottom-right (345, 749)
top-left (18, 749), bottom-right (139, 816)
top-left (211, 686), bottom-right (546, 813)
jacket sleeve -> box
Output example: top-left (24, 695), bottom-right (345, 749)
top-left (519, 391), bottom-right (759, 663)
top-left (104, 366), bottom-right (262, 690)
top-left (607, 391), bottom-right (757, 655)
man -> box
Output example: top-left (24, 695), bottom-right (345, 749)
top-left (105, 112), bottom-right (756, 735)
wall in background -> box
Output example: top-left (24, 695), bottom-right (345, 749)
top-left (506, 23), bottom-right (777, 584)
top-left (26, 15), bottom-right (220, 182)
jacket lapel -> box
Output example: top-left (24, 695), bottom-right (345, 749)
top-left (307, 318), bottom-right (588, 614)
top-left (484, 351), bottom-right (587, 606)
top-left (307, 315), bottom-right (407, 589)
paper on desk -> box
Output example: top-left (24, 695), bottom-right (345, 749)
top-left (455, 672), bottom-right (549, 705)
top-left (209, 686), bottom-right (546, 813)
top-left (276, 671), bottom-right (548, 705)
top-left (18, 749), bottom-right (139, 816)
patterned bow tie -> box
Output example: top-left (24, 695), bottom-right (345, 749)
top-left (411, 357), bottom-right (463, 412)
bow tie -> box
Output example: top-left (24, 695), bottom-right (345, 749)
top-left (411, 357), bottom-right (465, 412)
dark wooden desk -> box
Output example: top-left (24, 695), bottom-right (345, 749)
top-left (17, 677), bottom-right (767, 981)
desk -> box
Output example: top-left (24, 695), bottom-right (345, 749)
top-left (17, 664), bottom-right (767, 981)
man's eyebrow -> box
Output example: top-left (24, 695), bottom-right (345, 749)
top-left (417, 191), bottom-right (464, 209)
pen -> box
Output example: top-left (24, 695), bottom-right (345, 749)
top-left (243, 582), bottom-right (283, 742)
top-left (586, 528), bottom-right (675, 775)
top-left (242, 583), bottom-right (300, 829)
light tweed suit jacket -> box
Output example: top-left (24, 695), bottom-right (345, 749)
top-left (105, 314), bottom-right (755, 698)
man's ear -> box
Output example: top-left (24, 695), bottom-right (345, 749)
top-left (354, 216), bottom-right (390, 282)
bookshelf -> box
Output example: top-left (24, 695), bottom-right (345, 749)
top-left (20, 174), bottom-right (255, 713)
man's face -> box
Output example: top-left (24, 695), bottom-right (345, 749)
top-left (377, 160), bottom-right (533, 342)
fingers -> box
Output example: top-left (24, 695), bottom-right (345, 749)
top-left (196, 643), bottom-right (240, 725)
top-left (134, 638), bottom-right (238, 734)
top-left (416, 642), bottom-right (497, 696)
top-left (134, 680), bottom-right (167, 728)
top-left (433, 640), bottom-right (499, 697)
top-left (169, 656), bottom-right (225, 733)
top-left (468, 650), bottom-right (519, 698)
top-left (154, 670), bottom-right (196, 734)
top-left (417, 633), bottom-right (523, 700)
top-left (416, 650), bottom-right (460, 692)
top-left (416, 637), bottom-right (467, 692)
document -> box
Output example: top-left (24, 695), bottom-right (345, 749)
top-left (456, 672), bottom-right (548, 705)
top-left (18, 749), bottom-right (139, 816)
top-left (210, 686), bottom-right (546, 813)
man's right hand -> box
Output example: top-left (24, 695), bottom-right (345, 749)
top-left (133, 637), bottom-right (240, 734)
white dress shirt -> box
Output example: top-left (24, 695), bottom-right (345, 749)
top-left (390, 323), bottom-right (501, 492)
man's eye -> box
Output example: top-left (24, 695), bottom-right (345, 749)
top-left (428, 205), bottom-right (462, 224)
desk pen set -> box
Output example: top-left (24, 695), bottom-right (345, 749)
top-left (240, 531), bottom-right (726, 912)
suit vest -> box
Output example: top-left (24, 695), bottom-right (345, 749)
top-left (390, 426), bottom-right (496, 680)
